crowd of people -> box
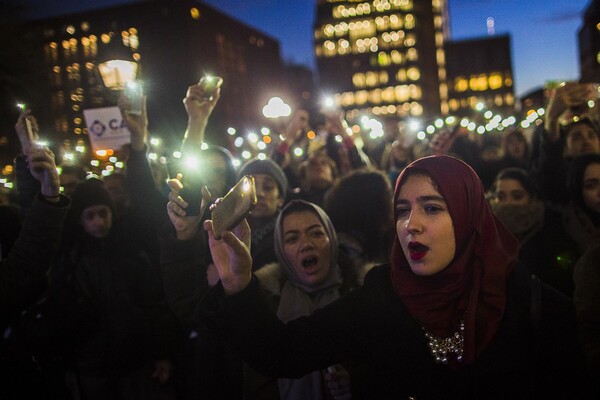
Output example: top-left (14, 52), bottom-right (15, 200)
top-left (0, 79), bottom-right (599, 399)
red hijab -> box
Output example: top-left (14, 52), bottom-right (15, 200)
top-left (391, 155), bottom-right (518, 364)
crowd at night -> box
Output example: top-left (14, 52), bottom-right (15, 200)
top-left (1, 0), bottom-right (600, 399)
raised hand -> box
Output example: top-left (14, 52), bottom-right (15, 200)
top-left (166, 174), bottom-right (212, 240)
top-left (118, 92), bottom-right (148, 151)
top-left (182, 83), bottom-right (221, 147)
top-left (26, 145), bottom-right (60, 201)
top-left (282, 109), bottom-right (309, 145)
top-left (204, 218), bottom-right (252, 295)
top-left (15, 110), bottom-right (40, 154)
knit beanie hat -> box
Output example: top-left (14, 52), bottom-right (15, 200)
top-left (70, 177), bottom-right (114, 219)
top-left (239, 157), bottom-right (288, 198)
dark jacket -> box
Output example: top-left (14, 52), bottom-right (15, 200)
top-left (201, 263), bottom-right (587, 399)
top-left (0, 194), bottom-right (69, 327)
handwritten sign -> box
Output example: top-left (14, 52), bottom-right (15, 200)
top-left (83, 106), bottom-right (131, 152)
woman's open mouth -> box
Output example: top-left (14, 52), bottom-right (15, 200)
top-left (408, 242), bottom-right (429, 261)
top-left (301, 256), bottom-right (320, 274)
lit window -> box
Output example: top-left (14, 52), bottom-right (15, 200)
top-left (378, 52), bottom-right (391, 66)
top-left (505, 93), bottom-right (515, 105)
top-left (407, 67), bottom-right (420, 81)
top-left (455, 78), bottom-right (468, 92)
top-left (406, 48), bottom-right (418, 61)
top-left (81, 22), bottom-right (90, 31)
top-left (391, 50), bottom-right (403, 64)
top-left (66, 25), bottom-right (75, 35)
top-left (370, 88), bottom-right (382, 104)
top-left (355, 90), bottom-right (369, 105)
top-left (439, 83), bottom-right (448, 98)
top-left (489, 73), bottom-right (503, 90)
top-left (405, 14), bottom-right (415, 29)
top-left (101, 34), bottom-right (111, 44)
top-left (409, 84), bottom-right (422, 99)
top-left (495, 95), bottom-right (503, 106)
top-left (395, 85), bottom-right (409, 102)
top-left (504, 76), bottom-right (513, 87)
top-left (190, 8), bottom-right (200, 19)
top-left (436, 49), bottom-right (445, 65)
top-left (434, 15), bottom-right (442, 29)
top-left (366, 71), bottom-right (378, 86)
top-left (435, 32), bottom-right (444, 47)
top-left (396, 69), bottom-right (407, 82)
top-left (353, 73), bottom-right (366, 87)
top-left (410, 102), bottom-right (423, 116)
top-left (449, 99), bottom-right (459, 111)
top-left (379, 71), bottom-right (389, 84)
top-left (382, 87), bottom-right (395, 102)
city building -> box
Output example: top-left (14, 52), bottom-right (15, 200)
top-left (313, 0), bottom-right (450, 123)
top-left (11, 0), bottom-right (284, 152)
top-left (579, 0), bottom-right (600, 83)
top-left (444, 34), bottom-right (515, 118)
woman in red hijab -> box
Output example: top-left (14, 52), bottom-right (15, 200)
top-left (201, 155), bottom-right (587, 398)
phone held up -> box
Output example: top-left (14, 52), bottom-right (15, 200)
top-left (179, 160), bottom-right (205, 216)
top-left (211, 175), bottom-right (257, 240)
top-left (198, 75), bottom-right (223, 101)
top-left (124, 80), bottom-right (144, 115)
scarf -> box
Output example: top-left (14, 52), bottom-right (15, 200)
top-left (390, 155), bottom-right (518, 364)
top-left (273, 200), bottom-right (342, 399)
top-left (490, 200), bottom-right (545, 248)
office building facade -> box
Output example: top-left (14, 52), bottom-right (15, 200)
top-left (314, 0), bottom-right (450, 122)
top-left (16, 0), bottom-right (284, 150)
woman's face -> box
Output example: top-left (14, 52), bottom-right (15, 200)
top-left (251, 173), bottom-right (283, 219)
top-left (566, 123), bottom-right (600, 157)
top-left (282, 210), bottom-right (331, 286)
top-left (582, 163), bottom-right (600, 214)
top-left (395, 174), bottom-right (455, 276)
top-left (81, 204), bottom-right (112, 238)
top-left (493, 178), bottom-right (531, 206)
top-left (305, 155), bottom-right (334, 188)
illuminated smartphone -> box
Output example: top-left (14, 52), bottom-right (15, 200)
top-left (17, 103), bottom-right (36, 142)
top-left (211, 175), bottom-right (256, 239)
top-left (179, 162), bottom-right (204, 216)
top-left (124, 80), bottom-right (144, 115)
top-left (198, 75), bottom-right (223, 100)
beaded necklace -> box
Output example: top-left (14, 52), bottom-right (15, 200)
top-left (422, 318), bottom-right (465, 364)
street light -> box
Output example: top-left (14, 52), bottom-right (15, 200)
top-left (97, 36), bottom-right (138, 90)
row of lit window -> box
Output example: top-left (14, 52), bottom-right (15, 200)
top-left (332, 0), bottom-right (413, 19)
top-left (337, 83), bottom-right (422, 107)
top-left (50, 62), bottom-right (100, 86)
top-left (353, 66), bottom-right (421, 87)
top-left (447, 94), bottom-right (515, 111)
top-left (319, 14), bottom-right (416, 39)
top-left (43, 22), bottom-right (92, 39)
top-left (372, 48), bottom-right (418, 67)
top-left (44, 28), bottom-right (139, 62)
top-left (344, 101), bottom-right (423, 119)
top-left (453, 73), bottom-right (513, 92)
top-left (318, 33), bottom-right (416, 57)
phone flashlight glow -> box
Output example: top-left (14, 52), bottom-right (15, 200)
top-left (242, 178), bottom-right (251, 193)
top-left (16, 102), bottom-right (26, 111)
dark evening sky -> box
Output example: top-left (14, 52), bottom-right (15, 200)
top-left (21, 0), bottom-right (591, 96)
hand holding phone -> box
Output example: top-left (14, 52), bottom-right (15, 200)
top-left (211, 175), bottom-right (257, 240)
top-left (198, 75), bottom-right (223, 101)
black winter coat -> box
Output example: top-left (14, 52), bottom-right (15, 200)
top-left (201, 263), bottom-right (588, 399)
